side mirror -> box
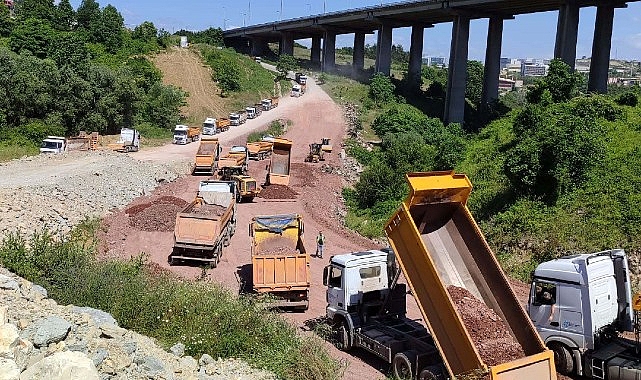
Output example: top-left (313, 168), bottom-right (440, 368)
top-left (322, 266), bottom-right (329, 287)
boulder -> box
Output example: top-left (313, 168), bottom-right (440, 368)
top-left (0, 275), bottom-right (19, 291)
top-left (21, 316), bottom-right (71, 348)
top-left (71, 307), bottom-right (117, 327)
top-left (0, 324), bottom-right (19, 358)
top-left (19, 351), bottom-right (99, 380)
top-left (0, 358), bottom-right (19, 380)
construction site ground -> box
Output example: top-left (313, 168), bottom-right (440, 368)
top-left (0, 63), bottom-right (573, 378)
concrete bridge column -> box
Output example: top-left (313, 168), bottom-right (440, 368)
top-left (353, 32), bottom-right (366, 71)
top-left (322, 31), bottom-right (336, 72)
top-left (250, 37), bottom-right (269, 57)
top-left (444, 15), bottom-right (470, 125)
top-left (279, 32), bottom-right (294, 56)
top-left (311, 36), bottom-right (322, 64)
top-left (375, 23), bottom-right (393, 75)
top-left (588, 3), bottom-right (615, 93)
top-left (407, 25), bottom-right (425, 91)
top-left (554, 2), bottom-right (579, 69)
top-left (481, 17), bottom-right (504, 111)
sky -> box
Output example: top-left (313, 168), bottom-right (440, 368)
top-left (69, 0), bottom-right (641, 61)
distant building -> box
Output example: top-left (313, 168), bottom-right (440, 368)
top-left (498, 77), bottom-right (516, 92)
top-left (500, 57), bottom-right (511, 69)
top-left (521, 62), bottom-right (547, 76)
top-left (422, 56), bottom-right (446, 66)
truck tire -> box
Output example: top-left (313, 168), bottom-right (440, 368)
top-left (550, 342), bottom-right (574, 375)
top-left (210, 257), bottom-right (217, 268)
top-left (393, 351), bottom-right (417, 380)
top-left (337, 320), bottom-right (352, 351)
top-left (419, 365), bottom-right (445, 380)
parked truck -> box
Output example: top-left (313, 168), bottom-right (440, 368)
top-left (246, 105), bottom-right (261, 119)
top-left (246, 140), bottom-right (273, 160)
top-left (254, 103), bottom-right (264, 116)
top-left (295, 72), bottom-right (307, 85)
top-left (266, 138), bottom-right (292, 186)
top-left (271, 96), bottom-right (279, 108)
top-left (193, 136), bottom-right (222, 175)
top-left (170, 180), bottom-right (237, 268)
top-left (261, 98), bottom-right (272, 111)
top-left (250, 214), bottom-right (309, 310)
top-left (40, 136), bottom-right (66, 153)
top-left (528, 249), bottom-right (641, 379)
top-left (218, 146), bottom-right (249, 175)
top-left (291, 84), bottom-right (302, 97)
top-left (216, 118), bottom-right (231, 133)
top-left (325, 171), bottom-right (557, 379)
top-left (173, 125), bottom-right (200, 144)
top-left (203, 118), bottom-right (217, 135)
top-left (108, 128), bottom-right (140, 152)
top-left (229, 111), bottom-right (248, 126)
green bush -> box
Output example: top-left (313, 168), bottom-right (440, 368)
top-left (615, 92), bottom-right (639, 107)
top-left (0, 224), bottom-right (341, 380)
top-left (369, 72), bottom-right (395, 104)
top-left (246, 120), bottom-right (286, 143)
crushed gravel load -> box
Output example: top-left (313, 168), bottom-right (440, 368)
top-left (447, 286), bottom-right (525, 367)
top-left (0, 150), bottom-right (191, 237)
top-left (258, 184), bottom-right (298, 199)
top-left (189, 203), bottom-right (227, 217)
top-left (255, 236), bottom-right (297, 255)
top-left (128, 197), bottom-right (189, 232)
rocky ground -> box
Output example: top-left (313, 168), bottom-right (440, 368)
top-left (0, 267), bottom-right (276, 380)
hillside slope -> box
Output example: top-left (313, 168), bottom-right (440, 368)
top-left (151, 47), bottom-right (229, 123)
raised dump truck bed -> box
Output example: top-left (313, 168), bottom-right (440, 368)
top-left (267, 138), bottom-right (292, 186)
top-left (384, 171), bottom-right (556, 379)
top-left (193, 137), bottom-right (221, 175)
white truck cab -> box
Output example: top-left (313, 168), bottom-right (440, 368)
top-left (261, 99), bottom-right (272, 111)
top-left (173, 125), bottom-right (189, 144)
top-left (528, 249), bottom-right (635, 377)
top-left (202, 118), bottom-right (217, 135)
top-left (40, 136), bottom-right (66, 153)
top-left (291, 84), bottom-right (302, 97)
top-left (245, 106), bottom-right (256, 119)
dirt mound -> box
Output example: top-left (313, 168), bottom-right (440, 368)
top-left (290, 163), bottom-right (318, 187)
top-left (447, 286), bottom-right (525, 367)
top-left (258, 184), bottom-right (298, 199)
top-left (128, 196), bottom-right (189, 232)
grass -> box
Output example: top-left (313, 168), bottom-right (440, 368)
top-left (247, 119), bottom-right (288, 143)
top-left (0, 221), bottom-right (342, 380)
top-left (0, 142), bottom-right (39, 162)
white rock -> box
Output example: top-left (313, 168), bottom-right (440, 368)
top-left (19, 351), bottom-right (99, 380)
top-left (0, 324), bottom-right (19, 358)
top-left (0, 358), bottom-right (19, 380)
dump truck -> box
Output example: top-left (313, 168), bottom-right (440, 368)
top-left (246, 105), bottom-right (261, 119)
top-left (271, 96), bottom-right (279, 108)
top-left (229, 111), bottom-right (248, 126)
top-left (291, 84), bottom-right (302, 97)
top-left (218, 146), bottom-right (249, 175)
top-left (261, 98), bottom-right (272, 111)
top-left (305, 143), bottom-right (324, 163)
top-left (266, 138), bottom-right (292, 186)
top-left (254, 103), bottom-right (264, 117)
top-left (250, 214), bottom-right (309, 310)
top-left (216, 118), bottom-right (231, 133)
top-left (170, 180), bottom-right (237, 268)
top-left (246, 140), bottom-right (273, 161)
top-left (40, 136), bottom-right (66, 153)
top-left (528, 249), bottom-right (641, 379)
top-left (193, 136), bottom-right (222, 175)
top-left (325, 171), bottom-right (557, 380)
top-left (295, 72), bottom-right (307, 85)
top-left (108, 128), bottom-right (140, 152)
top-left (173, 125), bottom-right (200, 144)
top-left (203, 118), bottom-right (217, 135)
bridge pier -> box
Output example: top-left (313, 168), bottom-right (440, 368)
top-left (444, 15), bottom-right (470, 125)
top-left (481, 17), bottom-right (504, 112)
top-left (588, 3), bottom-right (615, 93)
top-left (279, 32), bottom-right (294, 56)
top-left (250, 37), bottom-right (269, 57)
top-left (375, 23), bottom-right (393, 75)
top-left (353, 32), bottom-right (366, 73)
top-left (322, 31), bottom-right (336, 72)
top-left (311, 36), bottom-right (322, 65)
top-left (554, 2), bottom-right (579, 69)
top-left (407, 25), bottom-right (424, 91)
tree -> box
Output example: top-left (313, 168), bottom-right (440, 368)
top-left (94, 5), bottom-right (124, 52)
top-left (0, 4), bottom-right (13, 37)
top-left (369, 72), bottom-right (395, 105)
top-left (9, 18), bottom-right (56, 58)
top-left (276, 54), bottom-right (298, 79)
top-left (390, 44), bottom-right (408, 64)
top-left (15, 0), bottom-right (55, 23)
top-left (544, 59), bottom-right (583, 102)
top-left (76, 0), bottom-right (100, 31)
top-left (466, 60), bottom-right (484, 105)
top-left (141, 83), bottom-right (187, 129)
top-left (213, 56), bottom-right (241, 94)
top-left (372, 103), bottom-right (427, 136)
top-left (132, 21), bottom-right (158, 42)
top-left (54, 0), bottom-right (75, 31)
top-left (48, 32), bottom-right (89, 69)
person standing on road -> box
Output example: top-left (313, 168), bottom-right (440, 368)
top-left (316, 231), bottom-right (325, 258)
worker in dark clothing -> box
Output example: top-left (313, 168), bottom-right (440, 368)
top-left (316, 231), bottom-right (325, 258)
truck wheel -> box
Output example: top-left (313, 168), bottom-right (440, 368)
top-left (419, 365), bottom-right (444, 380)
top-left (168, 255), bottom-right (175, 266)
top-left (550, 343), bottom-right (574, 375)
top-left (337, 321), bottom-right (352, 351)
top-left (209, 257), bottom-right (217, 268)
top-left (393, 351), bottom-right (416, 380)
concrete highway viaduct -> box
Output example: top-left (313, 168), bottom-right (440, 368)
top-left (223, 0), bottom-right (637, 124)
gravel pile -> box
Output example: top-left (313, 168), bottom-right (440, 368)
top-left (190, 204), bottom-right (226, 217)
top-left (0, 267), bottom-right (276, 380)
top-left (0, 151), bottom-right (191, 237)
top-left (448, 286), bottom-right (525, 367)
top-left (258, 184), bottom-right (298, 199)
top-left (127, 196), bottom-right (189, 232)
top-left (256, 236), bottom-right (296, 255)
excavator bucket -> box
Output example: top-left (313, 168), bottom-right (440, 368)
top-left (385, 171), bottom-right (556, 380)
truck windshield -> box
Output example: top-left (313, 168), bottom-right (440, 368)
top-left (174, 130), bottom-right (187, 136)
top-left (41, 141), bottom-right (61, 149)
top-left (203, 123), bottom-right (214, 129)
top-left (230, 116), bottom-right (239, 120)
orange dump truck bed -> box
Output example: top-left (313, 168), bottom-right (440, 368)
top-left (246, 141), bottom-right (273, 160)
top-left (267, 138), bottom-right (292, 186)
top-left (250, 213), bottom-right (309, 309)
top-left (385, 171), bottom-right (556, 380)
top-left (193, 137), bottom-right (220, 175)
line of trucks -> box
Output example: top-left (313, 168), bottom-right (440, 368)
top-left (171, 169), bottom-right (641, 379)
top-left (291, 72), bottom-right (307, 97)
top-left (40, 128), bottom-right (140, 154)
top-left (198, 97), bottom-right (280, 137)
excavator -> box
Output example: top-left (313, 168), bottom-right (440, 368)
top-left (305, 143), bottom-right (325, 163)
